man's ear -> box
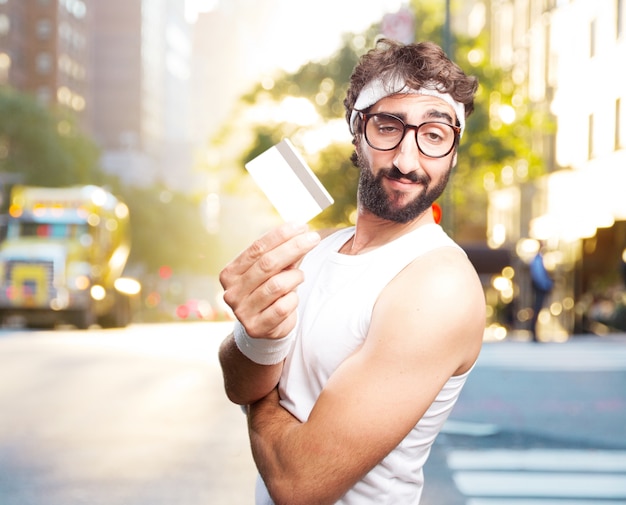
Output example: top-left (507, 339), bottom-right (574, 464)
top-left (452, 152), bottom-right (458, 167)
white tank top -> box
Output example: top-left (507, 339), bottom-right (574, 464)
top-left (257, 224), bottom-right (474, 505)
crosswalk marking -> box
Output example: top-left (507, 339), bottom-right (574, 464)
top-left (454, 472), bottom-right (626, 498)
top-left (467, 500), bottom-right (626, 505)
top-left (441, 420), bottom-right (500, 437)
top-left (447, 449), bottom-right (626, 503)
top-left (448, 449), bottom-right (626, 472)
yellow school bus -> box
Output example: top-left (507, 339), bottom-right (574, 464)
top-left (0, 185), bottom-right (140, 329)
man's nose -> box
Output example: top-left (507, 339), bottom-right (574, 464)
top-left (392, 128), bottom-right (421, 174)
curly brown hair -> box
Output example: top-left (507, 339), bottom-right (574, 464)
top-left (344, 39), bottom-right (478, 133)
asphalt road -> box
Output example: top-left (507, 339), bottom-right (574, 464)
top-left (0, 322), bottom-right (257, 505)
top-left (1, 323), bottom-right (625, 504)
top-left (422, 335), bottom-right (626, 505)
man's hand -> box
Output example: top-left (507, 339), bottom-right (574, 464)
top-left (220, 222), bottom-right (320, 340)
top-left (218, 222), bottom-right (320, 405)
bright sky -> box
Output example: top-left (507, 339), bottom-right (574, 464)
top-left (186, 0), bottom-right (407, 73)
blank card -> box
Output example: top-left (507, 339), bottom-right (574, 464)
top-left (245, 138), bottom-right (334, 223)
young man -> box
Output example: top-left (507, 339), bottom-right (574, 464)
top-left (219, 39), bottom-right (485, 504)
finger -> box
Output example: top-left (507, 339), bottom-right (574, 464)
top-left (248, 290), bottom-right (300, 340)
top-left (252, 230), bottom-right (319, 277)
top-left (232, 267), bottom-right (304, 319)
top-left (223, 222), bottom-right (310, 279)
top-left (221, 226), bottom-right (320, 297)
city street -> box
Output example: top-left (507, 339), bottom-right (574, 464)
top-left (0, 322), bottom-right (625, 504)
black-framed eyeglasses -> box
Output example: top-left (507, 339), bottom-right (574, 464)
top-left (359, 112), bottom-right (460, 158)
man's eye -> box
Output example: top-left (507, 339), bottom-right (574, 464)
top-left (379, 125), bottom-right (401, 134)
top-left (426, 131), bottom-right (443, 141)
top-left (420, 126), bottom-right (447, 143)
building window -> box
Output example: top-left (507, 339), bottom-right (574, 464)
top-left (588, 113), bottom-right (594, 159)
top-left (35, 52), bottom-right (52, 74)
top-left (36, 19), bottom-right (53, 40)
top-left (61, 0), bottom-right (87, 19)
top-left (0, 14), bottom-right (9, 37)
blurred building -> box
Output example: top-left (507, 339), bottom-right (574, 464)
top-left (0, 0), bottom-right (197, 192)
top-left (92, 0), bottom-right (195, 190)
top-left (190, 0), bottom-right (288, 146)
top-left (190, 6), bottom-right (243, 148)
top-left (0, 0), bottom-right (91, 126)
top-left (488, 0), bottom-right (626, 337)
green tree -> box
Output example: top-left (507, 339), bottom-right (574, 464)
top-left (110, 183), bottom-right (215, 276)
top-left (0, 87), bottom-right (102, 187)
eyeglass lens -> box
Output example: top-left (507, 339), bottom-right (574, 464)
top-left (364, 113), bottom-right (456, 158)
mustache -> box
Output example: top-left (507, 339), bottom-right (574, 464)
top-left (381, 165), bottom-right (429, 184)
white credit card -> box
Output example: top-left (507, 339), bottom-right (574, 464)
top-left (244, 138), bottom-right (334, 223)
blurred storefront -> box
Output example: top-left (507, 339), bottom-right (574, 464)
top-left (488, 165), bottom-right (626, 340)
top-left (486, 0), bottom-right (626, 339)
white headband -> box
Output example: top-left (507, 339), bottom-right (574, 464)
top-left (349, 76), bottom-right (466, 137)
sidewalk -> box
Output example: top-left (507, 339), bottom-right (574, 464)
top-left (489, 328), bottom-right (626, 344)
top-left (478, 332), bottom-right (626, 372)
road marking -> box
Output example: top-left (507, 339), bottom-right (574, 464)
top-left (441, 420), bottom-right (500, 437)
top-left (467, 500), bottom-right (626, 505)
top-left (448, 449), bottom-right (626, 502)
top-left (448, 449), bottom-right (626, 472)
top-left (454, 472), bottom-right (626, 498)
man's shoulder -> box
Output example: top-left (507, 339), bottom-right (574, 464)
top-left (387, 245), bottom-right (484, 320)
top-left (374, 242), bottom-right (485, 373)
top-left (411, 241), bottom-right (474, 276)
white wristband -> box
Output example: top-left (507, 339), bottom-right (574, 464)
top-left (233, 321), bottom-right (295, 365)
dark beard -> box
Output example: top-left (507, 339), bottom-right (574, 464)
top-left (355, 151), bottom-right (451, 224)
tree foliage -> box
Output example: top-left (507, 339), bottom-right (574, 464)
top-left (0, 87), bottom-right (102, 187)
top-left (102, 182), bottom-right (216, 276)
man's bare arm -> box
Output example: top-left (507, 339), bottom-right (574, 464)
top-left (218, 335), bottom-right (284, 405)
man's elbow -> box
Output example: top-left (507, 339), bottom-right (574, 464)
top-left (269, 487), bottom-right (335, 505)
top-left (265, 476), bottom-right (342, 505)
top-left (222, 379), bottom-right (266, 406)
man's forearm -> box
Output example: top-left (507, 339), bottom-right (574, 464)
top-left (247, 390), bottom-right (302, 504)
top-left (218, 333), bottom-right (283, 405)
top-left (247, 390), bottom-right (350, 505)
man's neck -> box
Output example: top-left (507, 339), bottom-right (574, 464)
top-left (339, 208), bottom-right (436, 255)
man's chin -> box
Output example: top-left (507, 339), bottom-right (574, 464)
top-left (387, 189), bottom-right (424, 209)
